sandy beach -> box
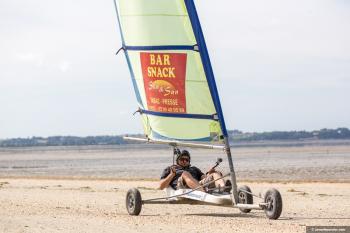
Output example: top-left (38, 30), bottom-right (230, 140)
top-left (0, 178), bottom-right (349, 233)
top-left (0, 144), bottom-right (349, 232)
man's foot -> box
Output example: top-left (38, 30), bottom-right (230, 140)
top-left (223, 180), bottom-right (232, 193)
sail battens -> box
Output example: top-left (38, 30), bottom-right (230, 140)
top-left (124, 45), bottom-right (198, 51)
top-left (121, 14), bottom-right (188, 17)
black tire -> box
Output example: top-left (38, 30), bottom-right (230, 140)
top-left (263, 188), bottom-right (282, 220)
top-left (126, 188), bottom-right (142, 215)
top-left (238, 185), bottom-right (253, 213)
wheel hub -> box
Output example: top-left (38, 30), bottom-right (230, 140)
top-left (128, 196), bottom-right (135, 209)
top-left (266, 196), bottom-right (274, 210)
top-left (239, 192), bottom-right (246, 203)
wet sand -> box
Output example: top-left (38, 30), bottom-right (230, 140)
top-left (0, 145), bottom-right (349, 182)
top-left (0, 178), bottom-right (349, 233)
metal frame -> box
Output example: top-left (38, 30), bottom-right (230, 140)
top-left (141, 199), bottom-right (266, 210)
top-left (123, 136), bottom-right (264, 211)
top-left (123, 136), bottom-right (225, 150)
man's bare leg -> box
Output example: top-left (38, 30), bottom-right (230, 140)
top-left (210, 172), bottom-right (225, 189)
top-left (181, 171), bottom-right (205, 192)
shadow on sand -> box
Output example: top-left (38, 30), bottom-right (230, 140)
top-left (285, 216), bottom-right (350, 221)
top-left (185, 213), bottom-right (350, 221)
top-left (184, 213), bottom-right (262, 218)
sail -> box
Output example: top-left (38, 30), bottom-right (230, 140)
top-left (114, 0), bottom-right (228, 142)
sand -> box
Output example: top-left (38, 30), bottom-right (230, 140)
top-left (0, 178), bottom-right (349, 233)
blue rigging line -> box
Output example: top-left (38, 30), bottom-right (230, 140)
top-left (184, 0), bottom-right (228, 137)
top-left (140, 109), bottom-right (218, 120)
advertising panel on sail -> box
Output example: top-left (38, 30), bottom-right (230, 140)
top-left (114, 0), bottom-right (227, 142)
top-left (140, 52), bottom-right (187, 114)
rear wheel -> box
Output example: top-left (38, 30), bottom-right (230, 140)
top-left (126, 188), bottom-right (142, 215)
top-left (238, 185), bottom-right (253, 213)
top-left (263, 188), bottom-right (282, 220)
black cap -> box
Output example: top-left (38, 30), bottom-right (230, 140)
top-left (176, 150), bottom-right (191, 164)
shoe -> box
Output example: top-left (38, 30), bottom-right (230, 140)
top-left (224, 180), bottom-right (232, 193)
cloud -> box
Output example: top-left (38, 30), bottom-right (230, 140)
top-left (14, 52), bottom-right (45, 67)
top-left (59, 61), bottom-right (71, 73)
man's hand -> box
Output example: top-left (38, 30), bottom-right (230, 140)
top-left (159, 165), bottom-right (177, 190)
top-left (206, 167), bottom-right (215, 175)
top-left (170, 165), bottom-right (177, 177)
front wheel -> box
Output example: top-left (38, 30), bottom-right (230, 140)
top-left (238, 185), bottom-right (253, 213)
top-left (126, 188), bottom-right (142, 215)
top-left (263, 188), bottom-right (282, 220)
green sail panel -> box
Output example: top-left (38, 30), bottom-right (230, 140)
top-left (114, 0), bottom-right (224, 141)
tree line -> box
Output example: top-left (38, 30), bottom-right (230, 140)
top-left (228, 128), bottom-right (350, 141)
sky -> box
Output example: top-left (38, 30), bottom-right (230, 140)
top-left (0, 0), bottom-right (349, 139)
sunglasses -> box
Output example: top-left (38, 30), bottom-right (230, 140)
top-left (179, 157), bottom-right (189, 162)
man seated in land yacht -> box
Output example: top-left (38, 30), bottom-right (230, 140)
top-left (158, 150), bottom-right (230, 192)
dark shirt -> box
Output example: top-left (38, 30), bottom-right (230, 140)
top-left (160, 165), bottom-right (204, 189)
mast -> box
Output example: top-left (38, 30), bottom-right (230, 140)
top-left (184, 0), bottom-right (238, 204)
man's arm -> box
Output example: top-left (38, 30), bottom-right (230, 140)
top-left (198, 166), bottom-right (216, 180)
top-left (158, 166), bottom-right (176, 190)
top-left (200, 167), bottom-right (217, 180)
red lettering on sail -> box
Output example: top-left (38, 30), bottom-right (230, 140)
top-left (140, 53), bottom-right (187, 113)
